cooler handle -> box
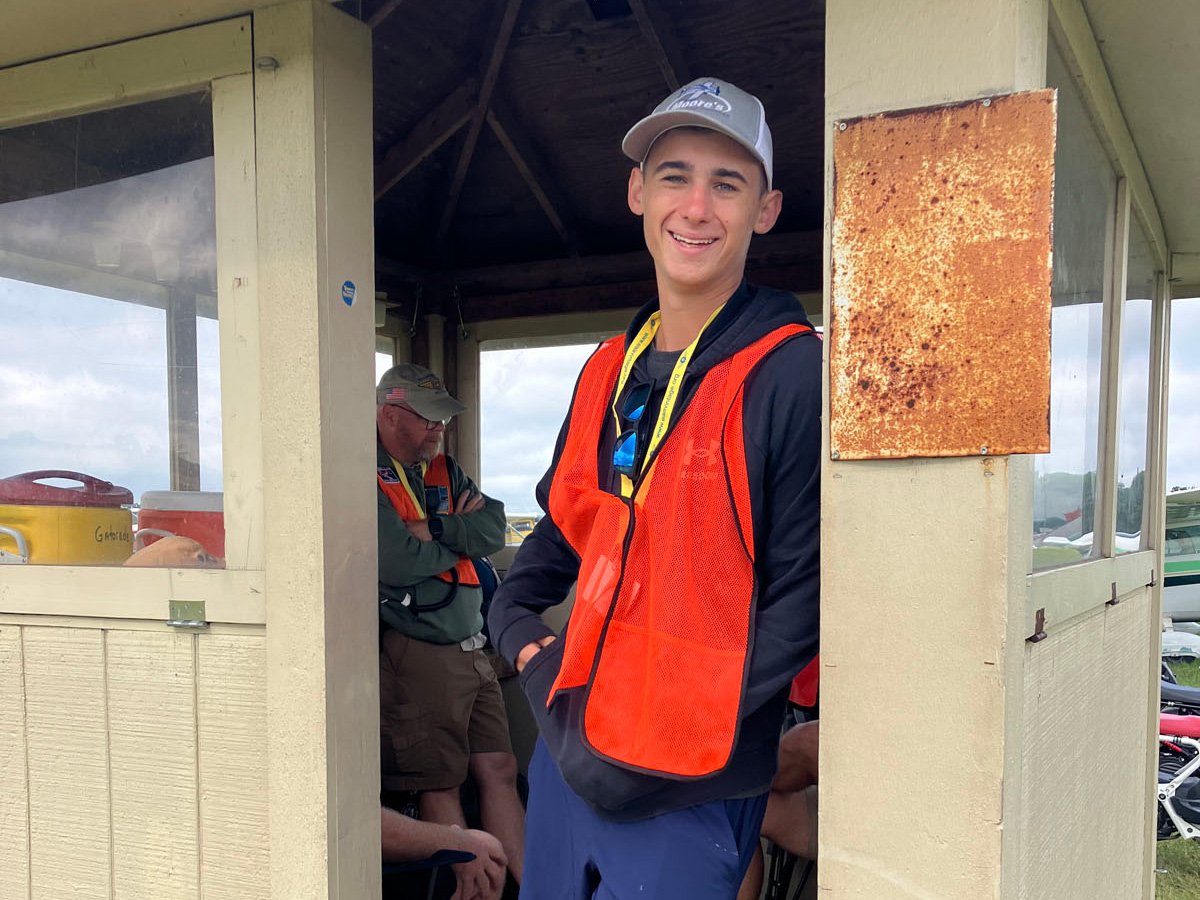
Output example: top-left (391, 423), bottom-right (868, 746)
top-left (133, 528), bottom-right (177, 551)
top-left (12, 470), bottom-right (117, 492)
top-left (0, 525), bottom-right (30, 564)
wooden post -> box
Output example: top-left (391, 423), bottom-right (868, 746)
top-left (254, 3), bottom-right (379, 898)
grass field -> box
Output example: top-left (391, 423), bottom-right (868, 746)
top-left (1157, 659), bottom-right (1200, 899)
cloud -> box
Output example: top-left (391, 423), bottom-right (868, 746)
top-left (480, 344), bottom-right (596, 514)
top-left (0, 278), bottom-right (221, 500)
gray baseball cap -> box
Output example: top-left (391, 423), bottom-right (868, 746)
top-left (376, 363), bottom-right (467, 421)
top-left (622, 77), bottom-right (774, 190)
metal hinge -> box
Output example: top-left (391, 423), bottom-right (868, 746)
top-left (167, 600), bottom-right (209, 629)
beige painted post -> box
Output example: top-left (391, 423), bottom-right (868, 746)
top-left (457, 332), bottom-right (482, 483)
top-left (254, 3), bottom-right (380, 898)
top-left (821, 2), bottom-right (1046, 898)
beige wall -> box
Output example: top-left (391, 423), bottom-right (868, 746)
top-left (0, 623), bottom-right (268, 900)
top-left (1018, 596), bottom-right (1152, 899)
top-left (823, 3), bottom-right (1165, 899)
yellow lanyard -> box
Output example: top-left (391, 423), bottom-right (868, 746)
top-left (611, 304), bottom-right (725, 497)
top-left (391, 457), bottom-right (428, 517)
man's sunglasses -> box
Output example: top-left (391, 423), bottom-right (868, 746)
top-left (394, 404), bottom-right (450, 431)
top-left (612, 381), bottom-right (653, 477)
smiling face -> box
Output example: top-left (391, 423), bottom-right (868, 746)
top-left (628, 127), bottom-right (782, 309)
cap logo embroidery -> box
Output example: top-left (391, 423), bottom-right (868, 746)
top-left (418, 377), bottom-right (442, 390)
top-left (669, 81), bottom-right (731, 114)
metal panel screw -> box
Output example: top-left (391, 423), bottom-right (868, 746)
top-left (255, 56), bottom-right (280, 71)
top-left (981, 98), bottom-right (992, 107)
top-left (838, 122), bottom-right (847, 131)
top-left (980, 446), bottom-right (988, 455)
top-left (831, 450), bottom-right (840, 459)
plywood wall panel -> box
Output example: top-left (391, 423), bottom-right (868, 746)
top-left (22, 627), bottom-right (110, 900)
top-left (0, 625), bottom-right (30, 900)
top-left (105, 631), bottom-right (199, 900)
top-left (1019, 593), bottom-right (1151, 900)
top-left (197, 634), bottom-right (268, 900)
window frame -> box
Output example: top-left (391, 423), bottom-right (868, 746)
top-left (0, 18), bottom-right (263, 621)
top-left (1026, 9), bottom-right (1171, 630)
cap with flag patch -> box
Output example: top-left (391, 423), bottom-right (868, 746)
top-left (622, 77), bottom-right (774, 190)
top-left (376, 363), bottom-right (467, 421)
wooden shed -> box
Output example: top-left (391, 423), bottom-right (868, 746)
top-left (0, 1), bottom-right (1195, 899)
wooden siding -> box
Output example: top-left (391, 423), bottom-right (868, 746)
top-left (1019, 592), bottom-right (1152, 900)
top-left (0, 622), bottom-right (267, 900)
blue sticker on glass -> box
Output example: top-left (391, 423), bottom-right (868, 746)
top-left (341, 280), bottom-right (356, 306)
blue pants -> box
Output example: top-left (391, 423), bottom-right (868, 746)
top-left (520, 739), bottom-right (768, 900)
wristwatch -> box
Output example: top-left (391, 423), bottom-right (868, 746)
top-left (427, 516), bottom-right (444, 541)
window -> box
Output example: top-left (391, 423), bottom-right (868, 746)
top-left (0, 93), bottom-right (221, 565)
top-left (479, 342), bottom-right (596, 544)
top-left (1113, 223), bottom-right (1155, 551)
top-left (1031, 42), bottom-right (1117, 570)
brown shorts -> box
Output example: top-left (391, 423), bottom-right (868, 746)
top-left (379, 629), bottom-right (513, 792)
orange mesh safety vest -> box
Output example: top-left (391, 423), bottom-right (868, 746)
top-left (378, 454), bottom-right (480, 587)
top-left (547, 323), bottom-right (810, 777)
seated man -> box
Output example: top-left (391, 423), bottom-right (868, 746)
top-left (381, 806), bottom-right (507, 900)
top-left (375, 364), bottom-right (524, 887)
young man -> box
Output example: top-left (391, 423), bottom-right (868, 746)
top-left (375, 363), bottom-right (525, 886)
top-left (488, 78), bottom-right (821, 899)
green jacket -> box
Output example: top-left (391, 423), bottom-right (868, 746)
top-left (377, 442), bottom-right (506, 644)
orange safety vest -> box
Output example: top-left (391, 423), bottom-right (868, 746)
top-left (547, 323), bottom-right (810, 777)
top-left (377, 454), bottom-right (480, 587)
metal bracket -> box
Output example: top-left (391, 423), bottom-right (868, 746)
top-left (167, 600), bottom-right (209, 629)
top-left (1027, 607), bottom-right (1048, 643)
top-left (1106, 581), bottom-right (1120, 606)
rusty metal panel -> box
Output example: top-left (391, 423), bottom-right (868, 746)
top-left (829, 90), bottom-right (1056, 460)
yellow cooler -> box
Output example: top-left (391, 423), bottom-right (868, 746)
top-left (0, 470), bottom-right (134, 565)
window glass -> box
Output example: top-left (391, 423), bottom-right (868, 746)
top-left (1113, 223), bottom-right (1155, 551)
top-left (1032, 43), bottom-right (1116, 569)
top-left (0, 93), bottom-right (221, 566)
top-left (376, 351), bottom-right (395, 382)
top-left (480, 343), bottom-right (596, 545)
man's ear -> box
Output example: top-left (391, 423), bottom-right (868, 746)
top-left (753, 189), bottom-right (784, 235)
top-left (627, 166), bottom-right (645, 216)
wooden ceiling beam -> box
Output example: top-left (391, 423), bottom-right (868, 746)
top-left (626, 0), bottom-right (690, 91)
top-left (374, 78), bottom-right (479, 201)
top-left (486, 99), bottom-right (580, 258)
top-left (367, 0), bottom-right (408, 30)
top-left (434, 0), bottom-right (524, 245)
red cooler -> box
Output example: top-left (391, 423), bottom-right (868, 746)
top-left (138, 491), bottom-right (225, 558)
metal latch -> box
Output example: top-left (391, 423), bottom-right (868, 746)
top-left (168, 600), bottom-right (209, 629)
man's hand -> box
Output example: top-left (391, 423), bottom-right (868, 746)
top-left (456, 489), bottom-right (486, 514)
top-left (515, 635), bottom-right (556, 673)
top-left (450, 826), bottom-right (507, 900)
top-left (404, 518), bottom-right (433, 542)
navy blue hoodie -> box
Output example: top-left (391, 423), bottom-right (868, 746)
top-left (489, 280), bottom-right (821, 821)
